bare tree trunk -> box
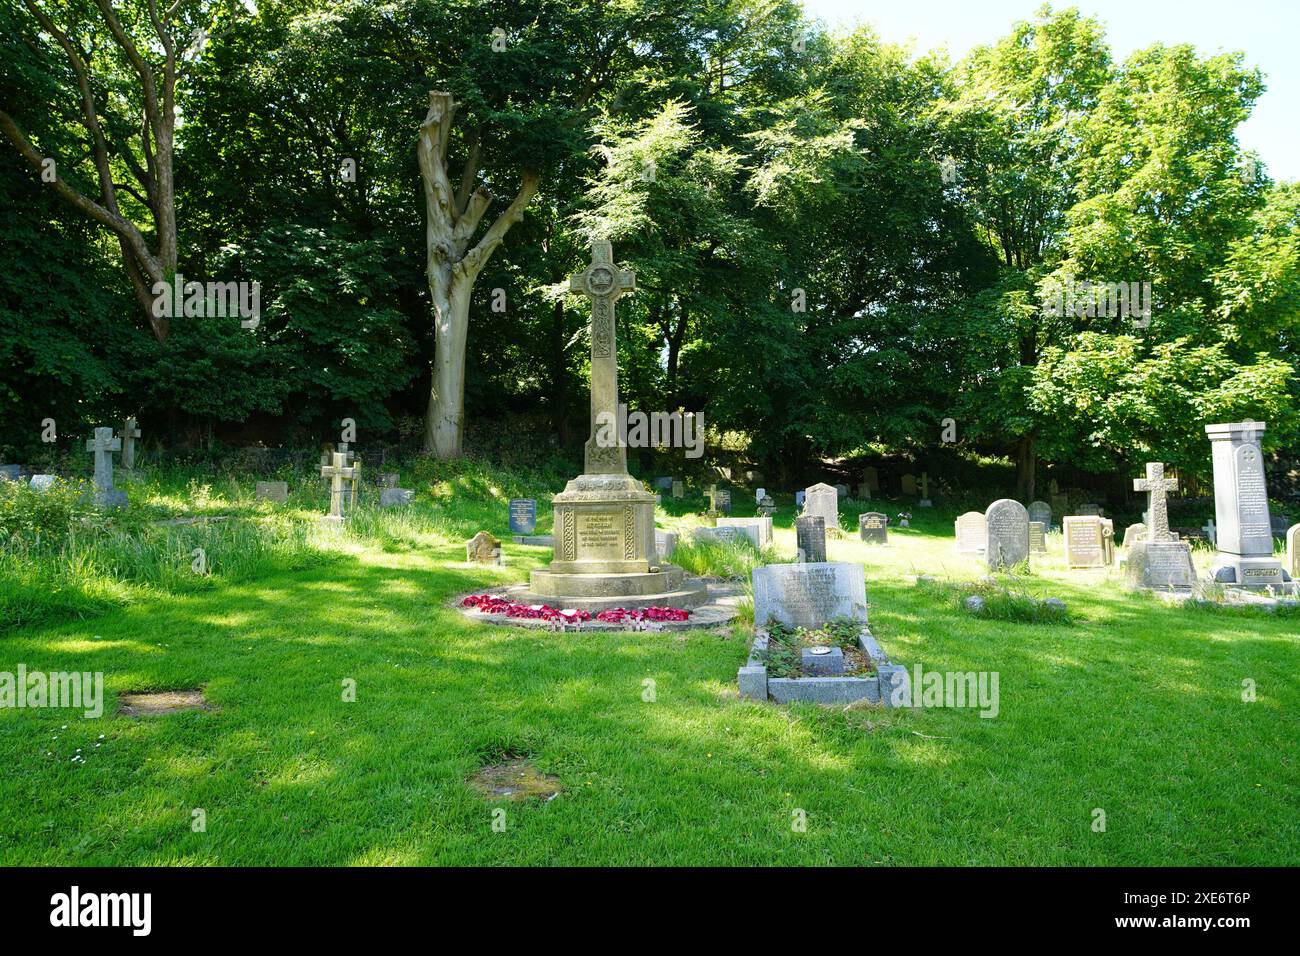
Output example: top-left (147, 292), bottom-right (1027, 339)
top-left (1016, 434), bottom-right (1036, 501)
top-left (418, 91), bottom-right (539, 459)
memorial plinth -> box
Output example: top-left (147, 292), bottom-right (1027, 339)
top-left (1205, 421), bottom-right (1290, 589)
top-left (517, 241), bottom-right (707, 612)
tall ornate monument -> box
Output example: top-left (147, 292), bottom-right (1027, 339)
top-left (518, 240), bottom-right (707, 611)
top-left (1204, 421), bottom-right (1290, 589)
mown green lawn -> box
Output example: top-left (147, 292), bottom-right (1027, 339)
top-left (1, 496), bottom-right (1296, 865)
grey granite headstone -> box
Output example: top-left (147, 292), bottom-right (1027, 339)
top-left (858, 511), bottom-right (888, 544)
top-left (1205, 421), bottom-right (1287, 588)
top-left (833, 483), bottom-right (849, 498)
top-left (752, 561), bottom-right (867, 628)
top-left (1027, 500), bottom-right (1052, 527)
top-left (256, 481), bottom-right (289, 502)
top-left (1122, 522), bottom-right (1147, 549)
top-left (795, 515), bottom-right (827, 563)
top-left (29, 474), bottom-right (57, 492)
top-left (954, 511), bottom-right (987, 553)
top-left (380, 488), bottom-right (414, 507)
top-left (654, 529), bottom-right (679, 561)
top-left (794, 490), bottom-right (806, 508)
top-left (985, 499), bottom-right (1029, 569)
top-left (1028, 521), bottom-right (1046, 553)
top-left (717, 516), bottom-right (772, 548)
top-left (802, 483), bottom-right (838, 534)
top-left (654, 476), bottom-right (673, 490)
top-left (802, 646), bottom-right (845, 676)
top-left (508, 498), bottom-right (538, 534)
top-left (757, 494), bottom-right (776, 516)
top-left (693, 525), bottom-right (745, 546)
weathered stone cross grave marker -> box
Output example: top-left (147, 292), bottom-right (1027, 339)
top-left (85, 427), bottom-right (124, 508)
top-left (320, 451), bottom-right (359, 524)
top-left (119, 417), bottom-right (141, 470)
top-left (1133, 462), bottom-right (1177, 542)
top-left (571, 239), bottom-right (635, 475)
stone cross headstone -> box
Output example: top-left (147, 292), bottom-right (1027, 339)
top-left (859, 511), bottom-right (888, 544)
top-left (752, 562), bottom-right (867, 628)
top-left (917, 472), bottom-right (932, 507)
top-left (1204, 421), bottom-right (1287, 588)
top-left (954, 511), bottom-right (987, 553)
top-left (1124, 463), bottom-right (1193, 591)
top-left (1133, 462), bottom-right (1178, 543)
top-left (1201, 518), bottom-right (1217, 546)
top-left (803, 483), bottom-right (839, 535)
top-left (1028, 521), bottom-right (1046, 553)
top-left (985, 499), bottom-right (1029, 569)
top-left (119, 417), bottom-right (141, 470)
top-left (795, 514), bottom-right (827, 563)
top-left (1027, 500), bottom-right (1052, 528)
top-left (509, 498), bottom-right (538, 535)
top-left (85, 427), bottom-right (126, 508)
top-left (571, 240), bottom-right (636, 475)
top-left (320, 451), bottom-right (358, 523)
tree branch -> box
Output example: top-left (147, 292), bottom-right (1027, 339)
top-left (458, 170), bottom-right (540, 279)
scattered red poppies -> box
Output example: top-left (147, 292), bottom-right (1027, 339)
top-left (461, 594), bottom-right (689, 625)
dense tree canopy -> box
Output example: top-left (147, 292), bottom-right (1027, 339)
top-left (2, 1), bottom-right (1295, 491)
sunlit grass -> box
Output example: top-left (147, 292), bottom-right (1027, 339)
top-left (0, 477), bottom-right (1296, 865)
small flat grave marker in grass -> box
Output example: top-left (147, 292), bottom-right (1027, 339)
top-left (469, 758), bottom-right (561, 802)
top-left (118, 688), bottom-right (211, 717)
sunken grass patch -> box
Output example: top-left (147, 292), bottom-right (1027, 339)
top-left (0, 478), bottom-right (1296, 864)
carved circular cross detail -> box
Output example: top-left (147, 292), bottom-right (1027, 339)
top-left (587, 266), bottom-right (615, 294)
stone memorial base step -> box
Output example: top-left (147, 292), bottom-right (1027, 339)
top-left (1210, 555), bottom-right (1291, 589)
top-left (518, 564), bottom-right (709, 611)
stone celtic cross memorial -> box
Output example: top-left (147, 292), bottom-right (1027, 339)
top-left (518, 241), bottom-right (707, 612)
top-left (1126, 461), bottom-right (1195, 590)
top-left (1204, 421), bottom-right (1289, 589)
